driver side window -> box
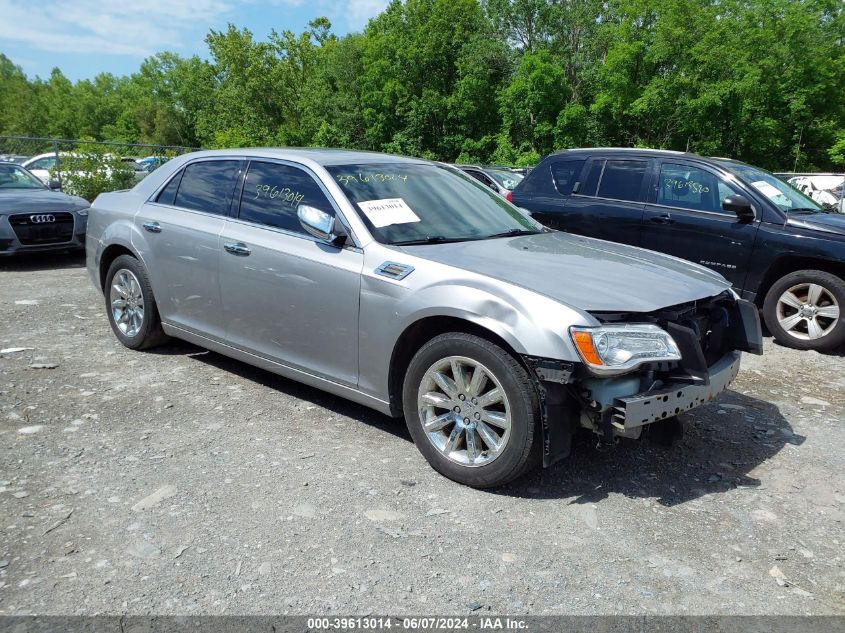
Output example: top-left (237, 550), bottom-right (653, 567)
top-left (657, 163), bottom-right (737, 214)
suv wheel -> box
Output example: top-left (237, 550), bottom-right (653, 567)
top-left (763, 270), bottom-right (845, 351)
top-left (402, 333), bottom-right (540, 488)
top-left (104, 255), bottom-right (169, 350)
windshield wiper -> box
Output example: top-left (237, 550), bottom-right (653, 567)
top-left (391, 235), bottom-right (474, 246)
top-left (485, 228), bottom-right (543, 239)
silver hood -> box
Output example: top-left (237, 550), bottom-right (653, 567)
top-left (400, 231), bottom-right (732, 313)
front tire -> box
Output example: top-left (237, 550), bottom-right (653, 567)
top-left (402, 333), bottom-right (540, 488)
top-left (762, 270), bottom-right (845, 351)
top-left (104, 254), bottom-right (169, 350)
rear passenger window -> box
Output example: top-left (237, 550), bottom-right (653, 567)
top-left (174, 160), bottom-right (241, 215)
top-left (156, 170), bottom-right (182, 205)
top-left (551, 160), bottom-right (585, 195)
top-left (597, 160), bottom-right (648, 202)
top-left (579, 160), bottom-right (604, 197)
top-left (238, 161), bottom-right (335, 234)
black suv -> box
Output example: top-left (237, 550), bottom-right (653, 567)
top-left (511, 148), bottom-right (845, 351)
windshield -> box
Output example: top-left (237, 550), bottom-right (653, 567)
top-left (326, 163), bottom-right (540, 244)
top-left (722, 162), bottom-right (823, 214)
top-left (485, 168), bottom-right (524, 191)
top-left (0, 164), bottom-right (46, 190)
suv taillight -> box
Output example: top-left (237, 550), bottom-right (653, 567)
top-left (505, 190), bottom-right (513, 203)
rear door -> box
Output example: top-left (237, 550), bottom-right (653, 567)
top-left (218, 160), bottom-right (363, 386)
top-left (559, 157), bottom-right (651, 246)
top-left (134, 158), bottom-right (242, 341)
top-left (640, 160), bottom-right (759, 288)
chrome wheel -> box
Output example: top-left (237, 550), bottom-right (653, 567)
top-left (417, 356), bottom-right (511, 467)
top-left (776, 282), bottom-right (840, 341)
top-left (110, 268), bottom-right (145, 338)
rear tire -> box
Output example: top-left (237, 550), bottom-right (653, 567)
top-left (104, 254), bottom-right (169, 350)
top-left (402, 332), bottom-right (540, 488)
top-left (762, 270), bottom-right (845, 351)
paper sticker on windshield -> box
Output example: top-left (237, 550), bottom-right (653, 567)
top-left (357, 198), bottom-right (421, 228)
top-left (752, 180), bottom-right (790, 206)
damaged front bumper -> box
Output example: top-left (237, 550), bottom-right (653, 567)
top-left (610, 350), bottom-right (741, 430)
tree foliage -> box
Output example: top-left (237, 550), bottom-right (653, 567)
top-left (1, 0), bottom-right (843, 170)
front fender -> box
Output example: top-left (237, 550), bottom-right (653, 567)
top-left (356, 260), bottom-right (595, 404)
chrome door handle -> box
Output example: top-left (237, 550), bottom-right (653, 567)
top-left (142, 221), bottom-right (162, 233)
top-left (224, 242), bottom-right (251, 256)
top-left (650, 213), bottom-right (674, 225)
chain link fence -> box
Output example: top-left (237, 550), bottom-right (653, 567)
top-left (0, 136), bottom-right (200, 201)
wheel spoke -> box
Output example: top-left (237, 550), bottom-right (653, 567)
top-left (432, 371), bottom-right (458, 399)
top-left (112, 298), bottom-right (127, 309)
top-left (817, 305), bottom-right (840, 319)
top-left (807, 318), bottom-right (825, 340)
top-left (475, 421), bottom-right (501, 454)
top-left (779, 292), bottom-right (803, 310)
top-left (443, 424), bottom-right (463, 454)
top-left (466, 428), bottom-right (479, 463)
top-left (420, 391), bottom-right (452, 408)
top-left (482, 410), bottom-right (510, 430)
top-left (424, 412), bottom-right (455, 432)
top-left (450, 359), bottom-right (468, 393)
top-left (778, 313), bottom-right (804, 332)
top-left (807, 283), bottom-right (824, 305)
top-left (467, 366), bottom-right (488, 397)
top-left (112, 283), bottom-right (128, 299)
top-left (476, 387), bottom-right (502, 408)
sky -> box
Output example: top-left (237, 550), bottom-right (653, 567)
top-left (0, 0), bottom-right (389, 81)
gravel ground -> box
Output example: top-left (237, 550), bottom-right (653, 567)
top-left (1, 253), bottom-right (844, 616)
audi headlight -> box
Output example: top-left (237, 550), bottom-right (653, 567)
top-left (75, 207), bottom-right (89, 216)
top-left (570, 323), bottom-right (681, 375)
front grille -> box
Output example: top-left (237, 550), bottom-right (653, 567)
top-left (8, 212), bottom-right (74, 245)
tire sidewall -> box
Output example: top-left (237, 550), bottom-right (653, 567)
top-left (104, 255), bottom-right (158, 350)
top-left (763, 270), bottom-right (845, 351)
top-left (402, 334), bottom-right (538, 488)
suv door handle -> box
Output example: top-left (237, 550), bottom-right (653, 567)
top-left (650, 213), bottom-right (674, 225)
top-left (223, 242), bottom-right (251, 256)
top-left (142, 221), bottom-right (162, 233)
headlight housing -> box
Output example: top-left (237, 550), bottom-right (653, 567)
top-left (570, 323), bottom-right (681, 375)
top-left (75, 207), bottom-right (89, 216)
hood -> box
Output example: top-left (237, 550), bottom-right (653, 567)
top-left (786, 212), bottom-right (845, 236)
top-left (0, 189), bottom-right (89, 215)
top-left (400, 231), bottom-right (731, 313)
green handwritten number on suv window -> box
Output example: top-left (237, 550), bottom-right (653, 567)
top-left (335, 173), bottom-right (408, 185)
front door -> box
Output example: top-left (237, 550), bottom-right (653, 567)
top-left (640, 161), bottom-right (759, 289)
top-left (218, 160), bottom-right (363, 386)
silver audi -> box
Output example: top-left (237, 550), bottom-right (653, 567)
top-left (86, 149), bottom-right (762, 488)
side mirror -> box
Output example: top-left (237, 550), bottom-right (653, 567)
top-left (48, 179), bottom-right (62, 190)
top-left (722, 195), bottom-right (755, 222)
top-left (297, 205), bottom-right (347, 246)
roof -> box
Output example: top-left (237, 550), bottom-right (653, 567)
top-left (181, 147), bottom-right (432, 167)
top-left (551, 147), bottom-right (695, 158)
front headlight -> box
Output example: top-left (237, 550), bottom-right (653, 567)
top-left (76, 207), bottom-right (89, 216)
top-left (570, 323), bottom-right (681, 375)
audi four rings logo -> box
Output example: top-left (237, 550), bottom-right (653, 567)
top-left (30, 214), bottom-right (55, 223)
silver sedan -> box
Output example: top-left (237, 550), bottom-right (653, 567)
top-left (86, 149), bottom-right (762, 487)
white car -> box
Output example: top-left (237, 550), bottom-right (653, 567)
top-left (21, 152), bottom-right (60, 184)
top-left (788, 175), bottom-right (845, 213)
top-left (22, 151), bottom-right (116, 186)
